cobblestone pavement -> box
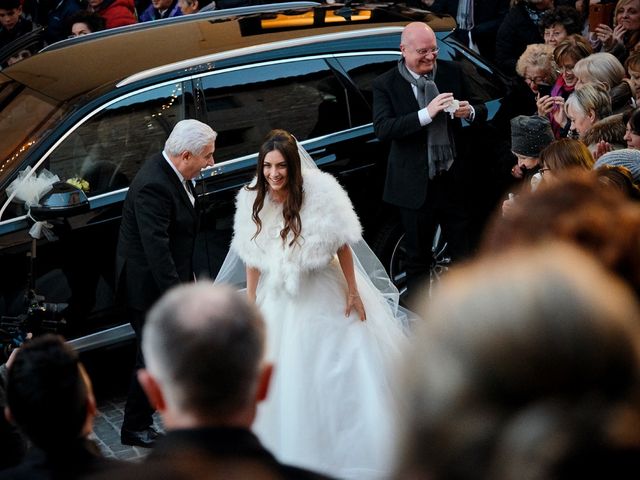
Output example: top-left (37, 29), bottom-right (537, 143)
top-left (90, 395), bottom-right (165, 461)
top-left (81, 343), bottom-right (164, 462)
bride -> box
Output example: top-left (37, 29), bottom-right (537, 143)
top-left (218, 129), bottom-right (409, 479)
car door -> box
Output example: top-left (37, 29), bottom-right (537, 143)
top-left (0, 80), bottom-right (192, 342)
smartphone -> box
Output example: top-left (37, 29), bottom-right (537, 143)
top-left (537, 83), bottom-right (552, 97)
top-left (589, 3), bottom-right (615, 32)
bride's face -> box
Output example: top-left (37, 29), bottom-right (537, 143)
top-left (263, 149), bottom-right (289, 195)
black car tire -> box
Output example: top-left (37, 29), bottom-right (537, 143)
top-left (372, 221), bottom-right (451, 298)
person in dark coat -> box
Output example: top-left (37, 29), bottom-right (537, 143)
top-left (0, 0), bottom-right (35, 49)
top-left (116, 119), bottom-right (216, 448)
top-left (130, 282), bottom-right (333, 479)
top-left (0, 335), bottom-right (122, 480)
top-left (407, 0), bottom-right (510, 61)
top-left (495, 0), bottom-right (554, 77)
top-left (139, 0), bottom-right (182, 22)
top-left (372, 21), bottom-right (487, 303)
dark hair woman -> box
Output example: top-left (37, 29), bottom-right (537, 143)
top-left (248, 129), bottom-right (303, 246)
top-left (224, 128), bottom-right (409, 478)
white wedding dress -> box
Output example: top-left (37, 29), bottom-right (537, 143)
top-left (221, 167), bottom-right (410, 479)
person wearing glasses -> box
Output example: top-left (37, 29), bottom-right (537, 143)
top-left (537, 35), bottom-right (593, 138)
top-left (373, 21), bottom-right (487, 304)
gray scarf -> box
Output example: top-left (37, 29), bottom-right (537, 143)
top-left (397, 58), bottom-right (455, 179)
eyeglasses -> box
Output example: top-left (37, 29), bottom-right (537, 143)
top-left (524, 75), bottom-right (547, 84)
top-left (539, 166), bottom-right (551, 175)
top-left (414, 48), bottom-right (439, 56)
top-left (559, 65), bottom-right (575, 73)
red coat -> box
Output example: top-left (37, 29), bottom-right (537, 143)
top-left (96, 0), bottom-right (137, 29)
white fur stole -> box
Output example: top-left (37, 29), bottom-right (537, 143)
top-left (231, 168), bottom-right (362, 294)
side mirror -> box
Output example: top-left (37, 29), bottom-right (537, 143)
top-left (29, 181), bottom-right (90, 220)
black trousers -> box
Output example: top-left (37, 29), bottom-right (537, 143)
top-left (399, 169), bottom-right (470, 302)
top-left (122, 308), bottom-right (154, 432)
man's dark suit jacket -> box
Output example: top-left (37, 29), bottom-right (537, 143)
top-left (116, 153), bottom-right (199, 312)
top-left (146, 427), bottom-right (335, 480)
top-left (372, 61), bottom-right (487, 210)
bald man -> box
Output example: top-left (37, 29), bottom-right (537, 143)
top-left (373, 22), bottom-right (487, 302)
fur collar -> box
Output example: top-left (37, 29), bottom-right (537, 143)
top-left (231, 168), bottom-right (362, 294)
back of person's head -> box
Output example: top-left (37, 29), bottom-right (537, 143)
top-left (594, 148), bottom-right (640, 183)
top-left (510, 115), bottom-right (554, 158)
top-left (596, 164), bottom-right (640, 199)
top-left (554, 34), bottom-right (593, 65)
top-left (396, 242), bottom-right (640, 480)
top-left (581, 113), bottom-right (626, 148)
top-left (142, 282), bottom-right (266, 420)
top-left (565, 82), bottom-right (612, 122)
top-left (164, 119), bottom-right (217, 157)
top-left (482, 170), bottom-right (640, 296)
top-left (6, 334), bottom-right (93, 450)
top-left (574, 52), bottom-right (626, 90)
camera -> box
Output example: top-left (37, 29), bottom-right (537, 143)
top-left (0, 291), bottom-right (67, 363)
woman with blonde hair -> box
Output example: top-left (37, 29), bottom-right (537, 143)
top-left (516, 43), bottom-right (558, 97)
top-left (574, 52), bottom-right (633, 112)
top-left (564, 82), bottom-right (613, 138)
top-left (574, 52), bottom-right (625, 88)
top-left (594, 0), bottom-right (640, 63)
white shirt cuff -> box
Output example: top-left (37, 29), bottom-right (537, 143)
top-left (419, 107), bottom-right (432, 126)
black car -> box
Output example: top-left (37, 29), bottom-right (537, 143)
top-left (0, 2), bottom-right (510, 353)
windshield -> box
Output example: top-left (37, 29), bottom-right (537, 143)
top-left (0, 78), bottom-right (66, 187)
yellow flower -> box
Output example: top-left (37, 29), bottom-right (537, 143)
top-left (67, 177), bottom-right (90, 192)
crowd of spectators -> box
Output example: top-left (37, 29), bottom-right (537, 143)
top-left (3, 1), bottom-right (640, 479)
top-left (0, 0), bottom-right (222, 50)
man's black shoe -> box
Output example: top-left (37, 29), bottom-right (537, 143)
top-left (120, 426), bottom-right (163, 448)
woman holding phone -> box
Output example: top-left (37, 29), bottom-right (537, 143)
top-left (537, 35), bottom-right (593, 137)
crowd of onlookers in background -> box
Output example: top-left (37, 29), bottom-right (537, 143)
top-left (3, 1), bottom-right (640, 479)
top-left (0, 0), bottom-right (255, 50)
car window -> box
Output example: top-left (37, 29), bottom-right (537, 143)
top-left (0, 81), bottom-right (63, 187)
top-left (334, 53), bottom-right (400, 125)
top-left (46, 82), bottom-right (186, 197)
top-left (199, 58), bottom-right (349, 163)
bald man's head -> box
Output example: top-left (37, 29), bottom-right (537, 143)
top-left (400, 22), bottom-right (438, 76)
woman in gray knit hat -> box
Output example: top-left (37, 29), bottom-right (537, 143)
top-left (509, 114), bottom-right (555, 180)
top-left (504, 114), bottom-right (555, 216)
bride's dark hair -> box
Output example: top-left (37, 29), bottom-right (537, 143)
top-left (248, 129), bottom-right (303, 246)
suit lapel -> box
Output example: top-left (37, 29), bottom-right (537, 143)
top-left (158, 156), bottom-right (198, 217)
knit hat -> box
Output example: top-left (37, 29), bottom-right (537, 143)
top-left (510, 115), bottom-right (555, 157)
top-left (594, 149), bottom-right (640, 183)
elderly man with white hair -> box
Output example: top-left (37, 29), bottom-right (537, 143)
top-left (116, 119), bottom-right (216, 447)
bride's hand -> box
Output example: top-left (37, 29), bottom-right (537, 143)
top-left (346, 292), bottom-right (366, 321)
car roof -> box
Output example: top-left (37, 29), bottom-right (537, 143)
top-left (0, 2), bottom-right (454, 102)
